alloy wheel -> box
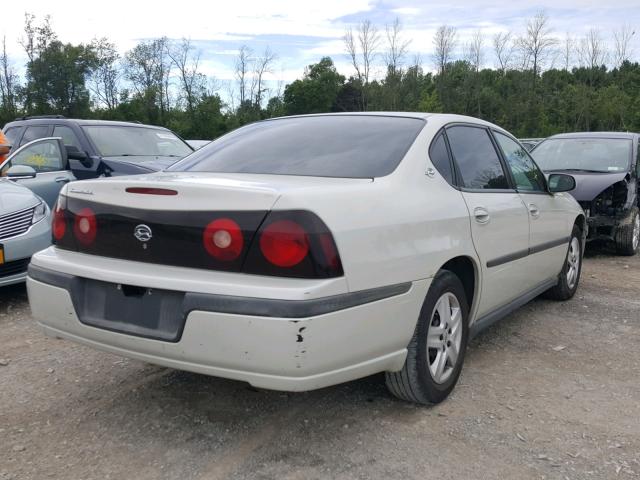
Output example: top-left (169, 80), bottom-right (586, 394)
top-left (633, 213), bottom-right (640, 252)
top-left (566, 237), bottom-right (580, 289)
top-left (426, 292), bottom-right (463, 384)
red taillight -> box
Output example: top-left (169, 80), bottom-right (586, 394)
top-left (318, 233), bottom-right (340, 270)
top-left (52, 206), bottom-right (66, 241)
top-left (73, 207), bottom-right (97, 246)
top-left (126, 187), bottom-right (178, 196)
top-left (259, 220), bottom-right (310, 267)
top-left (202, 218), bottom-right (244, 261)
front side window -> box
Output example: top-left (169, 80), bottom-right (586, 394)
top-left (20, 126), bottom-right (50, 146)
top-left (446, 125), bottom-right (509, 190)
top-left (532, 137), bottom-right (632, 173)
top-left (429, 132), bottom-right (454, 184)
top-left (494, 132), bottom-right (545, 192)
top-left (2, 139), bottom-right (64, 174)
top-left (83, 126), bottom-right (192, 158)
top-left (170, 116), bottom-right (426, 178)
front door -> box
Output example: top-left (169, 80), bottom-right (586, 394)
top-left (445, 125), bottom-right (531, 318)
top-left (493, 131), bottom-right (569, 284)
top-left (0, 138), bottom-right (76, 207)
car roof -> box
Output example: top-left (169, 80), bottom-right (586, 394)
top-left (264, 112), bottom-right (507, 132)
top-left (546, 131), bottom-right (639, 140)
top-left (5, 117), bottom-right (171, 131)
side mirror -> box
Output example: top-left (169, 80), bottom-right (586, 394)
top-left (66, 145), bottom-right (93, 168)
top-left (548, 173), bottom-right (576, 193)
top-left (7, 165), bottom-right (37, 179)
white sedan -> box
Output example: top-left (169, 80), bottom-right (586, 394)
top-left (27, 113), bottom-right (584, 404)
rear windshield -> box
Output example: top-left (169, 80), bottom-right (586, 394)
top-left (83, 126), bottom-right (192, 158)
top-left (532, 137), bottom-right (632, 173)
top-left (169, 115), bottom-right (425, 178)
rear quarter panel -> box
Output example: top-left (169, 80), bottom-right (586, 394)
top-left (272, 121), bottom-right (479, 295)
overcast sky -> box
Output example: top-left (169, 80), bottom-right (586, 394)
top-left (3, 0), bottom-right (640, 87)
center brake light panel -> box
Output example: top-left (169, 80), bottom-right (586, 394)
top-left (53, 196), bottom-right (343, 279)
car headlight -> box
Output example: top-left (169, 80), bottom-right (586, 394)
top-left (32, 201), bottom-right (48, 225)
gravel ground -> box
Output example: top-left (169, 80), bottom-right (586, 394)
top-left (1, 249), bottom-right (639, 480)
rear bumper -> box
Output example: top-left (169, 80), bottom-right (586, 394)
top-left (27, 258), bottom-right (429, 391)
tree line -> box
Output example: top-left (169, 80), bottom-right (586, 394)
top-left (1, 11), bottom-right (639, 140)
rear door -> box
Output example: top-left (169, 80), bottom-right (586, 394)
top-left (493, 131), bottom-right (569, 284)
top-left (1, 138), bottom-right (75, 206)
top-left (445, 124), bottom-right (531, 318)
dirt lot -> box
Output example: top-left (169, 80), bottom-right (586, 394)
top-left (1, 249), bottom-right (639, 480)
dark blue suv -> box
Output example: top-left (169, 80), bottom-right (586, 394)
top-left (1, 116), bottom-right (194, 206)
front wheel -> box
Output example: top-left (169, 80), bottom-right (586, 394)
top-left (615, 207), bottom-right (640, 256)
top-left (386, 270), bottom-right (469, 405)
top-left (545, 224), bottom-right (583, 301)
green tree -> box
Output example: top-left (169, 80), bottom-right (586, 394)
top-left (24, 40), bottom-right (97, 117)
top-left (283, 57), bottom-right (345, 114)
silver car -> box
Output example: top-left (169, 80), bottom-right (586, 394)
top-left (0, 178), bottom-right (51, 286)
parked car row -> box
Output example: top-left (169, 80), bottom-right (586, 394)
top-left (21, 112), bottom-right (587, 405)
top-left (1, 117), bottom-right (194, 206)
top-left (0, 116), bottom-right (195, 283)
top-left (3, 112), bottom-right (638, 405)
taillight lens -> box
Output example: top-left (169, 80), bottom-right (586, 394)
top-left (73, 207), bottom-right (97, 246)
top-left (244, 211), bottom-right (343, 278)
top-left (259, 220), bottom-right (310, 267)
top-left (52, 205), bottom-right (66, 241)
top-left (202, 218), bottom-right (244, 261)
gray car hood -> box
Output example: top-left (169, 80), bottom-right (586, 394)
top-left (0, 179), bottom-right (40, 214)
top-left (549, 171), bottom-right (629, 202)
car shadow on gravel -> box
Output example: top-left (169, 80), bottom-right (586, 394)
top-left (0, 282), bottom-right (27, 305)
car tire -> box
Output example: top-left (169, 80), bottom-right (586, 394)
top-left (614, 207), bottom-right (640, 256)
top-left (386, 270), bottom-right (469, 405)
top-left (545, 224), bottom-right (583, 301)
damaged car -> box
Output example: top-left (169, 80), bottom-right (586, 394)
top-left (532, 132), bottom-right (639, 255)
top-left (27, 113), bottom-right (584, 405)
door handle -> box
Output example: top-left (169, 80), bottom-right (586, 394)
top-left (528, 203), bottom-right (540, 218)
top-left (473, 207), bottom-right (490, 224)
top-left (55, 177), bottom-right (71, 184)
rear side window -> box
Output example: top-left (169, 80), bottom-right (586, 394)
top-left (170, 116), bottom-right (426, 178)
top-left (447, 126), bottom-right (509, 190)
top-left (53, 125), bottom-right (82, 149)
top-left (20, 125), bottom-right (50, 146)
top-left (3, 127), bottom-right (22, 146)
top-left (429, 132), bottom-right (454, 184)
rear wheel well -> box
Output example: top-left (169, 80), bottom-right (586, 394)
top-left (440, 256), bottom-right (476, 310)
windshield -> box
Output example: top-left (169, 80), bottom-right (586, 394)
top-left (169, 115), bottom-right (425, 178)
top-left (532, 137), bottom-right (632, 173)
top-left (83, 126), bottom-right (193, 158)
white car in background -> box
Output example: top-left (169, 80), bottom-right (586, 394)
top-left (186, 140), bottom-right (211, 150)
top-left (27, 113), bottom-right (584, 404)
